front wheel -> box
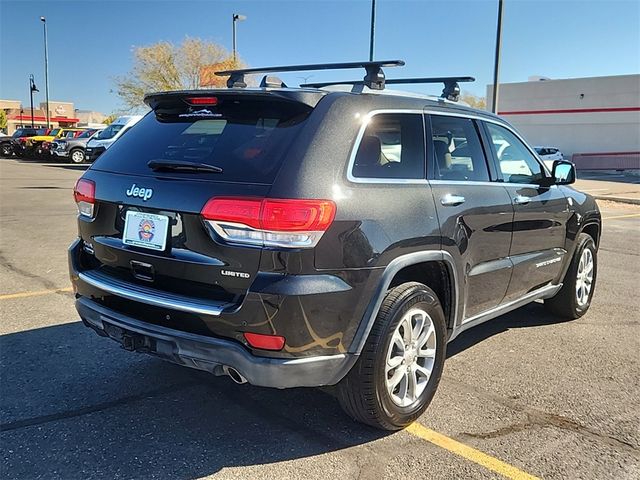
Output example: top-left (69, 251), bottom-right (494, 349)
top-left (69, 148), bottom-right (86, 164)
top-left (337, 282), bottom-right (447, 430)
top-left (545, 233), bottom-right (597, 319)
top-left (0, 143), bottom-right (13, 157)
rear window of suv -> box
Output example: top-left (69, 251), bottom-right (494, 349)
top-left (92, 97), bottom-right (312, 184)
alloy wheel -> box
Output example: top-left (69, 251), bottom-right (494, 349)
top-left (576, 248), bottom-right (594, 307)
top-left (385, 308), bottom-right (437, 407)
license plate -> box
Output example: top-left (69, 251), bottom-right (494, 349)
top-left (123, 211), bottom-right (169, 251)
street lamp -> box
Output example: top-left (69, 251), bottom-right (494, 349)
top-left (40, 16), bottom-right (50, 128)
top-left (29, 74), bottom-right (39, 128)
top-left (232, 13), bottom-right (246, 63)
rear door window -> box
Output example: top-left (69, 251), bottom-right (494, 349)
top-left (429, 115), bottom-right (490, 182)
top-left (351, 113), bottom-right (425, 180)
top-left (92, 97), bottom-right (311, 184)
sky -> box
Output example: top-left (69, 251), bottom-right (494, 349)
top-left (1, 0), bottom-right (639, 114)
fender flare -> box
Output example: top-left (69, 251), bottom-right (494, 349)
top-left (347, 250), bottom-right (459, 355)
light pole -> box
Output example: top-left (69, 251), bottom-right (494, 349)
top-left (232, 14), bottom-right (246, 64)
top-left (491, 0), bottom-right (504, 114)
top-left (369, 0), bottom-right (376, 61)
top-left (29, 74), bottom-right (39, 128)
top-left (40, 16), bottom-right (50, 128)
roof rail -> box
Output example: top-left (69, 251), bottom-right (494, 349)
top-left (301, 76), bottom-right (475, 102)
top-left (214, 60), bottom-right (405, 90)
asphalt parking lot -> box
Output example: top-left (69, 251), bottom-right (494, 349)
top-left (1, 158), bottom-right (639, 480)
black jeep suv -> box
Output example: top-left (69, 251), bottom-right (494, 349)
top-left (69, 61), bottom-right (600, 430)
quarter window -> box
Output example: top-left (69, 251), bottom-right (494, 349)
top-left (430, 115), bottom-right (490, 181)
top-left (352, 113), bottom-right (425, 180)
top-left (486, 123), bottom-right (543, 184)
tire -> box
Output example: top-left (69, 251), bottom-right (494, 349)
top-left (337, 282), bottom-right (447, 430)
top-left (545, 233), bottom-right (597, 319)
top-left (69, 148), bottom-right (86, 164)
top-left (0, 143), bottom-right (12, 157)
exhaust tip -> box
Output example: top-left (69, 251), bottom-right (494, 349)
top-left (222, 365), bottom-right (248, 384)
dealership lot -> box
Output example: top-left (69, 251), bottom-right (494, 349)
top-left (0, 159), bottom-right (638, 479)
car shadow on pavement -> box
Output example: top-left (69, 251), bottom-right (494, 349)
top-left (447, 301), bottom-right (570, 358)
top-left (0, 321), bottom-right (388, 479)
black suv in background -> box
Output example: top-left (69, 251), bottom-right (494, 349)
top-left (69, 61), bottom-right (600, 430)
top-left (0, 127), bottom-right (46, 157)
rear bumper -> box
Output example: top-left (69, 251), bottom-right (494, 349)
top-left (76, 296), bottom-right (355, 388)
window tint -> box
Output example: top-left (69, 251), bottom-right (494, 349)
top-left (352, 113), bottom-right (425, 179)
top-left (92, 98), bottom-right (311, 184)
top-left (430, 115), bottom-right (489, 181)
top-left (486, 123), bottom-right (543, 184)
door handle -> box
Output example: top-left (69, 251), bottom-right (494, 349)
top-left (513, 195), bottom-right (531, 205)
top-left (440, 194), bottom-right (466, 206)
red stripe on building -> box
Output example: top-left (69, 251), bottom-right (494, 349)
top-left (8, 115), bottom-right (80, 122)
top-left (498, 106), bottom-right (640, 115)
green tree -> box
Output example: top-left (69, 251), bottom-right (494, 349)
top-left (0, 110), bottom-right (7, 133)
top-left (113, 37), bottom-right (243, 110)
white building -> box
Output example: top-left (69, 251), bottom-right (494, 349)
top-left (487, 74), bottom-right (640, 169)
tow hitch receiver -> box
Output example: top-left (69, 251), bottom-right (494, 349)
top-left (103, 323), bottom-right (152, 352)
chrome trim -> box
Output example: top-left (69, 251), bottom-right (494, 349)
top-left (346, 107), bottom-right (550, 185)
top-left (449, 283), bottom-right (562, 341)
top-left (78, 269), bottom-right (227, 316)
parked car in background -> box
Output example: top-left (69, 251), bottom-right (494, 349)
top-left (85, 116), bottom-right (143, 162)
top-left (535, 146), bottom-right (564, 169)
top-left (0, 127), bottom-right (47, 157)
top-left (16, 127), bottom-right (84, 158)
top-left (51, 128), bottom-right (105, 163)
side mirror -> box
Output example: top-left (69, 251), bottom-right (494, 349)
top-left (552, 160), bottom-right (576, 185)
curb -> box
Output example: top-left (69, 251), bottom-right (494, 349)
top-left (594, 195), bottom-right (640, 206)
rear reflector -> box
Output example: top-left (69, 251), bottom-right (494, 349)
top-left (186, 96), bottom-right (218, 105)
top-left (201, 197), bottom-right (336, 248)
top-left (73, 178), bottom-right (95, 218)
top-left (243, 332), bottom-right (286, 351)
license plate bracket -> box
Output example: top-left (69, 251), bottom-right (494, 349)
top-left (123, 210), bottom-right (169, 251)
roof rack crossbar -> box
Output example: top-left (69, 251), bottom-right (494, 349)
top-left (215, 60), bottom-right (405, 90)
top-left (301, 76), bottom-right (475, 102)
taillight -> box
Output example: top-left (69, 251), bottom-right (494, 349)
top-left (73, 178), bottom-right (95, 218)
top-left (243, 332), bottom-right (286, 351)
top-left (201, 197), bottom-right (336, 248)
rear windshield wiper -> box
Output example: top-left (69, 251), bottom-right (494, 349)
top-left (147, 160), bottom-right (223, 173)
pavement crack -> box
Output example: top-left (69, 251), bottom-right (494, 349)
top-left (449, 378), bottom-right (640, 457)
top-left (0, 250), bottom-right (62, 292)
top-left (0, 380), bottom-right (200, 433)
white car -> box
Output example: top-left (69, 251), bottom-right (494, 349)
top-left (535, 146), bottom-right (564, 169)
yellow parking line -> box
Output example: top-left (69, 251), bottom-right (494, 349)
top-left (0, 287), bottom-right (73, 300)
top-left (407, 423), bottom-right (540, 480)
top-left (602, 213), bottom-right (640, 220)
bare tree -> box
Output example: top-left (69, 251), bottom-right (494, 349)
top-left (113, 37), bottom-right (243, 110)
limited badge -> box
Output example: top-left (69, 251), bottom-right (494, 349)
top-left (138, 218), bottom-right (155, 242)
